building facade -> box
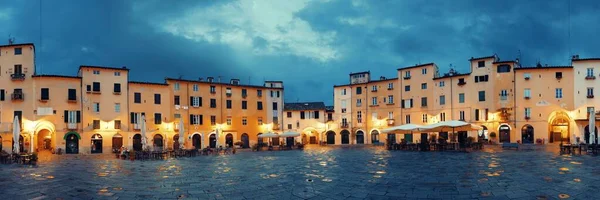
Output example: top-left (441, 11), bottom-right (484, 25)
top-left (283, 102), bottom-right (331, 145)
top-left (0, 43), bottom-right (284, 154)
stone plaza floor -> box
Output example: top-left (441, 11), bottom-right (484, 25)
top-left (1, 145), bottom-right (600, 200)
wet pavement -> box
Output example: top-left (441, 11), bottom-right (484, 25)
top-left (1, 145), bottom-right (600, 200)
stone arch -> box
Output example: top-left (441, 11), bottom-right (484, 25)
top-left (548, 111), bottom-right (571, 143)
top-left (326, 131), bottom-right (336, 144)
top-left (370, 128), bottom-right (381, 144)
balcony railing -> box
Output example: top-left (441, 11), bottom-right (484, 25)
top-left (133, 123), bottom-right (140, 130)
top-left (524, 96), bottom-right (531, 100)
top-left (403, 76), bottom-right (411, 80)
top-left (11, 93), bottom-right (24, 101)
top-left (586, 76), bottom-right (596, 80)
top-left (341, 123), bottom-right (349, 128)
top-left (458, 81), bottom-right (466, 86)
top-left (588, 95), bottom-right (595, 99)
top-left (387, 119), bottom-right (395, 125)
top-left (67, 123), bottom-right (77, 130)
top-left (11, 73), bottom-right (25, 81)
top-left (525, 116), bottom-right (531, 120)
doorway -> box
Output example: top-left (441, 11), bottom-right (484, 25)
top-left (209, 134), bottom-right (216, 148)
top-left (499, 124), bottom-right (511, 143)
top-left (193, 134), bottom-right (202, 149)
top-left (173, 135), bottom-right (180, 150)
top-left (112, 134), bottom-right (123, 152)
top-left (225, 133), bottom-right (233, 147)
top-left (241, 133), bottom-right (249, 148)
top-left (91, 134), bottom-right (103, 154)
top-left (65, 133), bottom-right (79, 154)
top-left (341, 130), bottom-right (350, 144)
top-left (521, 125), bottom-right (534, 144)
top-left (153, 134), bottom-right (163, 151)
top-left (356, 131), bottom-right (365, 144)
top-left (371, 130), bottom-right (380, 144)
top-left (326, 131), bottom-right (336, 144)
top-left (133, 134), bottom-right (142, 151)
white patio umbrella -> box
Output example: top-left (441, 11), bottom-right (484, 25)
top-left (382, 124), bottom-right (422, 134)
top-left (590, 113), bottom-right (595, 145)
top-left (419, 120), bottom-right (482, 132)
top-left (141, 114), bottom-right (148, 150)
top-left (13, 116), bottom-right (20, 154)
top-left (258, 132), bottom-right (279, 138)
top-left (179, 119), bottom-right (185, 149)
top-left (279, 131), bottom-right (301, 137)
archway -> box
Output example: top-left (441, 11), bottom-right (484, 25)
top-left (326, 131), bottom-right (336, 144)
top-left (301, 134), bottom-right (308, 144)
top-left (112, 133), bottom-right (123, 152)
top-left (257, 133), bottom-right (264, 146)
top-left (499, 124), bottom-right (511, 143)
top-left (209, 134), bottom-right (216, 148)
top-left (356, 130), bottom-right (365, 144)
top-left (33, 120), bottom-right (56, 153)
top-left (584, 125), bottom-right (598, 144)
top-left (153, 134), bottom-right (164, 151)
top-left (286, 137), bottom-right (295, 147)
top-left (371, 130), bottom-right (380, 144)
top-left (341, 130), bottom-right (350, 144)
top-left (549, 112), bottom-right (570, 143)
top-left (133, 134), bottom-right (142, 151)
top-left (225, 133), bottom-right (233, 147)
top-left (64, 132), bottom-right (80, 154)
top-left (36, 129), bottom-right (53, 152)
top-left (302, 127), bottom-right (319, 144)
top-left (521, 125), bottom-right (534, 144)
top-left (91, 134), bottom-right (103, 154)
top-left (478, 125), bottom-right (488, 141)
top-left (173, 135), bottom-right (180, 150)
top-left (192, 134), bottom-right (202, 149)
top-left (241, 133), bottom-right (249, 148)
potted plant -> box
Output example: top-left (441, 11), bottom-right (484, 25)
top-left (234, 141), bottom-right (244, 148)
top-left (251, 144), bottom-right (259, 151)
top-left (489, 132), bottom-right (497, 144)
top-left (536, 138), bottom-right (543, 145)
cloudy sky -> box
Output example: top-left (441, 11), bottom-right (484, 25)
top-left (1, 0), bottom-right (599, 105)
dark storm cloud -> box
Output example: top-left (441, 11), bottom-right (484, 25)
top-left (1, 0), bottom-right (599, 105)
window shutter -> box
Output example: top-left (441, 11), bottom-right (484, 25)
top-left (64, 110), bottom-right (69, 123)
top-left (190, 96), bottom-right (194, 106)
top-left (190, 115), bottom-right (194, 124)
top-left (300, 111), bottom-right (305, 119)
top-left (484, 75), bottom-right (489, 81)
top-left (198, 97), bottom-right (202, 106)
top-left (401, 100), bottom-right (405, 108)
top-left (76, 111), bottom-right (81, 123)
top-left (0, 89), bottom-right (4, 101)
top-left (410, 99), bottom-right (413, 108)
top-left (199, 115), bottom-right (203, 125)
top-left (315, 111), bottom-right (320, 119)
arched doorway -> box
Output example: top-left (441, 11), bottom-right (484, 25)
top-left (257, 133), bottom-right (264, 146)
top-left (301, 134), bottom-right (308, 144)
top-left (209, 134), bottom-right (216, 148)
top-left (37, 129), bottom-right (53, 152)
top-left (584, 125), bottom-right (598, 144)
top-left (64, 132), bottom-right (80, 154)
top-left (192, 134), bottom-right (202, 149)
top-left (133, 134), bottom-right (142, 151)
top-left (326, 131), bottom-right (336, 144)
top-left (341, 130), bottom-right (350, 144)
top-left (173, 135), bottom-right (180, 150)
top-left (241, 133), bottom-right (249, 148)
top-left (91, 134), bottom-right (103, 154)
top-left (153, 134), bottom-right (164, 151)
top-left (112, 133), bottom-right (123, 152)
top-left (549, 112), bottom-right (570, 143)
top-left (521, 125), bottom-right (534, 144)
top-left (478, 125), bottom-right (488, 141)
top-left (387, 133), bottom-right (396, 144)
top-left (499, 124), bottom-right (511, 143)
top-left (225, 133), bottom-right (233, 147)
top-left (371, 130), bottom-right (380, 144)
top-left (286, 137), bottom-right (295, 147)
top-left (356, 131), bottom-right (365, 144)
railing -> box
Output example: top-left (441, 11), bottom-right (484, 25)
top-left (403, 76), bottom-right (411, 80)
top-left (133, 124), bottom-right (140, 130)
top-left (67, 123), bottom-right (77, 130)
top-left (341, 123), bottom-right (349, 128)
top-left (11, 93), bottom-right (24, 101)
top-left (588, 95), bottom-right (595, 99)
top-left (11, 73), bottom-right (25, 80)
top-left (458, 81), bottom-right (466, 86)
top-left (585, 76), bottom-right (596, 80)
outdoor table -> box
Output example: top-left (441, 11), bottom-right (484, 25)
top-left (570, 145), bottom-right (582, 155)
top-left (0, 154), bottom-right (10, 164)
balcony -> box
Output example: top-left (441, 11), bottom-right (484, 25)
top-left (242, 94), bottom-right (247, 98)
top-left (586, 76), bottom-right (596, 80)
top-left (11, 93), bottom-right (24, 101)
top-left (525, 116), bottom-right (531, 120)
top-left (341, 123), bottom-right (349, 128)
top-left (524, 96), bottom-right (530, 100)
top-left (524, 76), bottom-right (530, 80)
top-left (67, 98), bottom-right (77, 103)
top-left (133, 124), bottom-right (140, 130)
top-left (457, 81), bottom-right (466, 86)
top-left (226, 93), bottom-right (232, 97)
top-left (403, 76), bottom-right (411, 80)
top-left (10, 73), bottom-right (25, 81)
top-left (371, 89), bottom-right (377, 92)
top-left (210, 91), bottom-right (216, 94)
top-left (588, 95), bottom-right (595, 99)
top-left (327, 118), bottom-right (334, 122)
top-left (387, 87), bottom-right (393, 90)
top-left (113, 92), bottom-right (121, 95)
top-left (387, 119), bottom-right (395, 125)
top-left (67, 123), bottom-right (77, 130)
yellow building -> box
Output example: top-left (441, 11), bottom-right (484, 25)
top-left (283, 102), bottom-right (329, 145)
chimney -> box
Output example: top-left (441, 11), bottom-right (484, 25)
top-left (572, 55), bottom-right (580, 60)
top-left (199, 77), bottom-right (204, 81)
top-left (380, 76), bottom-right (386, 80)
top-left (230, 79), bottom-right (240, 85)
top-left (122, 66), bottom-right (127, 69)
top-left (207, 77), bottom-right (214, 82)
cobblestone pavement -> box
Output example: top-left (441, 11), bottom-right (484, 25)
top-left (1, 145), bottom-right (599, 200)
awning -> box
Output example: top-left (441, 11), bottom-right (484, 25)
top-left (63, 131), bottom-right (81, 140)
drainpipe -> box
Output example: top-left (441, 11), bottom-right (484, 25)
top-left (513, 64), bottom-right (517, 143)
top-left (365, 83), bottom-right (368, 144)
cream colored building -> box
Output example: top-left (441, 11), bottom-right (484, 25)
top-left (283, 102), bottom-right (328, 145)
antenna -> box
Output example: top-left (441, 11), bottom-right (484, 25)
top-left (7, 34), bottom-right (15, 44)
top-left (568, 0), bottom-right (571, 63)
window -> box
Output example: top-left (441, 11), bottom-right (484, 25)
top-left (556, 88), bottom-right (563, 98)
top-left (497, 64), bottom-right (511, 73)
top-left (227, 117), bottom-right (232, 125)
top-left (190, 96), bottom-right (202, 107)
top-left (388, 83), bottom-right (393, 90)
top-left (14, 64), bottom-right (23, 74)
top-left (134, 93), bottom-right (141, 103)
top-left (115, 103), bottom-right (120, 112)
top-left (242, 101), bottom-right (248, 109)
top-left (459, 111), bottom-right (465, 121)
top-left (474, 75), bottom-right (489, 82)
top-left (225, 88), bottom-right (232, 96)
top-left (257, 101), bottom-right (263, 110)
top-left (174, 95), bottom-right (180, 105)
top-left (524, 89), bottom-right (531, 98)
top-left (41, 88), bottom-right (49, 100)
top-left (459, 93), bottom-right (465, 103)
top-left (276, 91), bottom-right (280, 98)
top-left (405, 115), bottom-right (411, 123)
top-left (114, 72), bottom-right (120, 76)
top-left (86, 85), bottom-right (91, 92)
top-left (556, 72), bottom-right (563, 79)
top-left (341, 89), bottom-right (347, 95)
top-left (475, 109), bottom-right (480, 121)
top-left (440, 95), bottom-right (446, 105)
top-left (210, 116), bottom-right (216, 125)
top-left (226, 100), bottom-right (232, 109)
top-left (130, 112), bottom-right (145, 124)
top-left (210, 86), bottom-right (216, 93)
top-left (174, 83), bottom-right (180, 91)
top-left (588, 68), bottom-right (594, 77)
top-left (421, 83), bottom-right (427, 89)
top-left (404, 71), bottom-right (411, 78)
top-left (154, 94), bottom-right (161, 104)
top-left (296, 121), bottom-right (300, 128)
top-left (356, 99), bottom-right (362, 107)
top-left (113, 83), bottom-right (121, 94)
top-left (478, 61), bottom-right (485, 67)
top-left (525, 108), bottom-right (531, 118)
top-left (356, 87), bottom-right (362, 94)
top-left (14, 47), bottom-right (22, 55)
top-left (388, 95), bottom-right (394, 104)
top-left (210, 99), bottom-right (217, 108)
top-left (93, 120), bottom-right (100, 129)
top-left (388, 112), bottom-right (394, 120)
top-left (458, 78), bottom-right (465, 85)
top-left (401, 99), bottom-right (413, 108)
top-left (357, 111), bottom-right (362, 123)
top-left (372, 97), bottom-right (377, 105)
top-left (500, 90), bottom-right (508, 100)
top-left (478, 91), bottom-right (486, 102)
top-left (440, 112), bottom-right (446, 121)
top-left (190, 115), bottom-right (203, 125)
top-left (242, 89), bottom-right (247, 97)
top-left (93, 102), bottom-right (100, 113)
top-left (422, 114), bottom-right (427, 123)
top-left (327, 113), bottom-right (333, 121)
top-left (174, 114), bottom-right (181, 119)
top-left (190, 84), bottom-right (197, 92)
top-left (524, 73), bottom-right (531, 79)
top-left (242, 117), bottom-right (247, 125)
top-left (314, 111), bottom-right (320, 119)
top-left (422, 68), bottom-right (427, 74)
top-left (270, 91), bottom-right (274, 97)
top-left (300, 111), bottom-right (305, 119)
top-left (439, 81), bottom-right (445, 87)
top-left (484, 109), bottom-right (489, 121)
top-left (258, 117), bottom-right (263, 125)
top-left (0, 89), bottom-right (4, 101)
top-left (257, 90), bottom-right (263, 97)
top-left (114, 120), bottom-right (121, 129)
top-left (92, 82), bottom-right (100, 92)
top-left (92, 70), bottom-right (100, 75)
top-left (64, 110), bottom-right (80, 124)
top-left (288, 124), bottom-right (292, 130)
top-left (154, 113), bottom-right (162, 124)
top-left (68, 89), bottom-right (76, 101)
top-left (405, 85), bottom-right (410, 92)
top-left (287, 112), bottom-right (292, 118)
top-left (588, 87), bottom-right (594, 97)
top-left (371, 85), bottom-right (377, 92)
top-left (421, 97), bottom-right (427, 107)
top-left (273, 102), bottom-right (278, 110)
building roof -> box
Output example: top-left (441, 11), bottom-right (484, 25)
top-left (264, 80), bottom-right (283, 83)
top-left (349, 71), bottom-right (370, 76)
top-left (129, 81), bottom-right (169, 86)
top-left (572, 58), bottom-right (600, 61)
top-left (0, 43), bottom-right (35, 48)
top-left (515, 65), bottom-right (573, 70)
top-left (493, 60), bottom-right (515, 64)
top-left (79, 65), bottom-right (130, 71)
top-left (284, 102), bottom-right (326, 111)
top-left (469, 55), bottom-right (496, 61)
top-left (433, 72), bottom-right (471, 80)
top-left (397, 63), bottom-right (435, 71)
top-left (165, 77), bottom-right (283, 89)
top-left (333, 77), bottom-right (398, 87)
top-left (32, 74), bottom-right (81, 79)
